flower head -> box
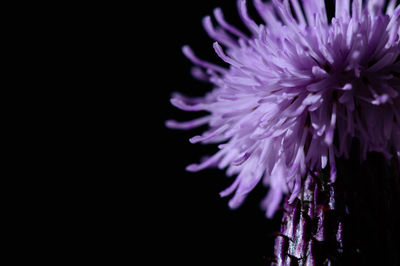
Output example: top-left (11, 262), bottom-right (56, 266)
top-left (167, 0), bottom-right (400, 217)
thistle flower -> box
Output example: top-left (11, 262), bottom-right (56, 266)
top-left (168, 0), bottom-right (400, 219)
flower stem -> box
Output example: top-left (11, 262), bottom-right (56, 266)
top-left (273, 153), bottom-right (400, 265)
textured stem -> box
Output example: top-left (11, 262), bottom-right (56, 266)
top-left (272, 152), bottom-right (400, 265)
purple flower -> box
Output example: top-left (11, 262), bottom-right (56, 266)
top-left (167, 0), bottom-right (400, 218)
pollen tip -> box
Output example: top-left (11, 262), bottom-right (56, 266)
top-left (181, 45), bottom-right (193, 58)
top-left (165, 120), bottom-right (175, 129)
top-left (189, 136), bottom-right (201, 144)
top-left (186, 164), bottom-right (198, 172)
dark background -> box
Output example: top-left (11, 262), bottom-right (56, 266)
top-left (146, 1), bottom-right (282, 265)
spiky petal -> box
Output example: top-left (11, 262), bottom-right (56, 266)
top-left (167, 0), bottom-right (400, 218)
